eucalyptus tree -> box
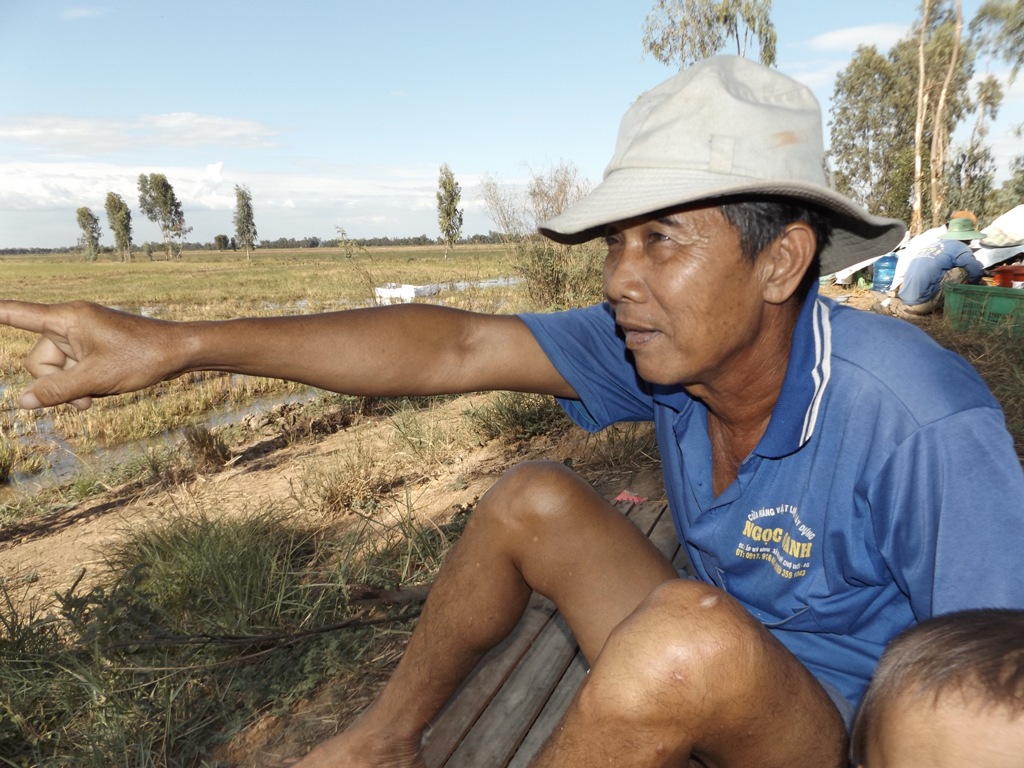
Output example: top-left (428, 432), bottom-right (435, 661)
top-left (137, 173), bottom-right (191, 259)
top-left (828, 46), bottom-right (915, 222)
top-left (436, 164), bottom-right (463, 259)
top-left (971, 0), bottom-right (1024, 79)
top-left (829, 3), bottom-right (975, 230)
top-left (945, 74), bottom-right (1003, 221)
top-left (104, 191), bottom-right (133, 261)
top-left (642, 0), bottom-right (777, 69)
top-left (75, 206), bottom-right (102, 262)
top-left (233, 184), bottom-right (258, 260)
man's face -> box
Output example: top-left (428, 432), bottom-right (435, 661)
top-left (602, 205), bottom-right (772, 393)
top-left (860, 693), bottom-right (1024, 768)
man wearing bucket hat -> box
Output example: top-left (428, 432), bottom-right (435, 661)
top-left (875, 216), bottom-right (986, 319)
top-left (1, 56), bottom-right (1022, 767)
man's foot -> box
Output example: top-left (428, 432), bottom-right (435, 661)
top-left (285, 712), bottom-right (426, 768)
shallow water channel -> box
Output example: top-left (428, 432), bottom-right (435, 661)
top-left (1, 386), bottom-right (319, 503)
top-left (0, 277), bottom-right (521, 504)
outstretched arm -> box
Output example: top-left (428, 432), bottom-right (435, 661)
top-left (0, 300), bottom-right (577, 410)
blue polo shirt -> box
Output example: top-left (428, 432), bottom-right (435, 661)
top-left (898, 239), bottom-right (984, 305)
top-left (519, 284), bottom-right (1024, 706)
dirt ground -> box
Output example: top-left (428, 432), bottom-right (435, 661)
top-left (0, 391), bottom-right (665, 765)
top-left (0, 393), bottom-right (665, 606)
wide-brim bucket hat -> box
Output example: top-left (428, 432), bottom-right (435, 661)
top-left (941, 216), bottom-right (986, 241)
top-left (539, 55), bottom-right (906, 276)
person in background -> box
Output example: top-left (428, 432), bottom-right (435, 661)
top-left (850, 609), bottom-right (1024, 768)
top-left (886, 209), bottom-right (978, 294)
top-left (875, 216), bottom-right (985, 319)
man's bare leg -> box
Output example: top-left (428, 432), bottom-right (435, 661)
top-left (532, 579), bottom-right (848, 768)
top-left (291, 460), bottom-right (677, 767)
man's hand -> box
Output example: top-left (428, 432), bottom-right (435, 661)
top-left (0, 300), bottom-right (182, 410)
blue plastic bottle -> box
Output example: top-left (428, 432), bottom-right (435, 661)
top-left (872, 253), bottom-right (898, 292)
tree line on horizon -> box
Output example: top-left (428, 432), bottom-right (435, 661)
top-left (22, 164), bottom-right (472, 261)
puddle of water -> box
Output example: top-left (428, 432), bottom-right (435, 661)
top-left (1, 388), bottom-right (318, 502)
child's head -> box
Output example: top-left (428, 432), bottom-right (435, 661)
top-left (851, 609), bottom-right (1024, 767)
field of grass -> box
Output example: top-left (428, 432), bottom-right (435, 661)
top-left (0, 243), bottom-right (515, 311)
top-left (0, 244), bottom-right (527, 487)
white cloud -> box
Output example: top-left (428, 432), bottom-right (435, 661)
top-left (61, 7), bottom-right (108, 21)
top-left (137, 113), bottom-right (278, 148)
top-left (0, 113), bottom-right (279, 156)
top-left (0, 159), bottom-right (454, 247)
top-left (806, 24), bottom-right (909, 54)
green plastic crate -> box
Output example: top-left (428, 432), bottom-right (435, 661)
top-left (944, 283), bottom-right (1024, 337)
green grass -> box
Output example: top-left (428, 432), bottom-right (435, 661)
top-left (0, 244), bottom-right (513, 310)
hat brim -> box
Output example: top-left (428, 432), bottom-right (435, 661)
top-left (538, 168), bottom-right (906, 276)
top-left (941, 228), bottom-right (986, 241)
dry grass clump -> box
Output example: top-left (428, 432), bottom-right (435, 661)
top-left (0, 499), bottom-right (465, 766)
top-left (926, 319), bottom-right (1024, 459)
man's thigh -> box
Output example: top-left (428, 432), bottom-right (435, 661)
top-left (484, 460), bottom-right (678, 663)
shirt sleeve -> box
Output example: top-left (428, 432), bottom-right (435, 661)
top-left (518, 303), bottom-right (656, 431)
top-left (869, 406), bottom-right (1024, 618)
top-left (953, 246), bottom-right (985, 283)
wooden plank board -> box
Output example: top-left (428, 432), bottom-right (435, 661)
top-left (422, 592), bottom-right (559, 766)
top-left (423, 500), bottom-right (675, 768)
top-left (506, 651), bottom-right (589, 768)
top-left (441, 612), bottom-right (578, 767)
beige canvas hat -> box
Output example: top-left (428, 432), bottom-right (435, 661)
top-left (539, 55), bottom-right (906, 276)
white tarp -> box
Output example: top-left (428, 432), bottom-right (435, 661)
top-left (980, 204), bottom-right (1024, 248)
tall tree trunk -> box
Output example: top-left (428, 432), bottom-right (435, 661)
top-left (911, 0), bottom-right (931, 236)
top-left (929, 0), bottom-right (962, 228)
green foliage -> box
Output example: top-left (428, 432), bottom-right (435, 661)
top-left (233, 184), bottom-right (258, 260)
top-left (828, 5), bottom-right (977, 226)
top-left (137, 173), bottom-right (191, 260)
top-left (436, 163), bottom-right (464, 258)
top-left (642, 0), bottom-right (777, 69)
top-left (970, 0), bottom-right (1024, 79)
top-left (213, 234), bottom-right (230, 250)
top-left (104, 192), bottom-right (133, 262)
top-left (75, 206), bottom-right (102, 262)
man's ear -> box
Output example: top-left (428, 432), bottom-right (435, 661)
top-left (758, 221), bottom-right (816, 305)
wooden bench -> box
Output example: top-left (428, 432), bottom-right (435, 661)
top-left (421, 498), bottom-right (690, 768)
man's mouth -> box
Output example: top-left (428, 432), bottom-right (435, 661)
top-left (618, 324), bottom-right (660, 348)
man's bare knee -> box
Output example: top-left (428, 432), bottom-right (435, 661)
top-left (583, 580), bottom-right (753, 710)
top-left (475, 459), bottom-right (592, 536)
top-left (570, 581), bottom-right (844, 764)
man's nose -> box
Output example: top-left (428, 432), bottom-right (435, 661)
top-left (604, 242), bottom-right (647, 303)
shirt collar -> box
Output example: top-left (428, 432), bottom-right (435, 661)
top-left (649, 282), bottom-right (831, 458)
top-left (756, 281), bottom-right (831, 458)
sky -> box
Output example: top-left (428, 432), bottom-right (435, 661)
top-left (1, 0), bottom-right (1021, 250)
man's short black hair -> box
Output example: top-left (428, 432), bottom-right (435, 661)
top-left (719, 199), bottom-right (833, 301)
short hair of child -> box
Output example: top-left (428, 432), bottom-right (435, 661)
top-left (850, 608), bottom-right (1024, 763)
